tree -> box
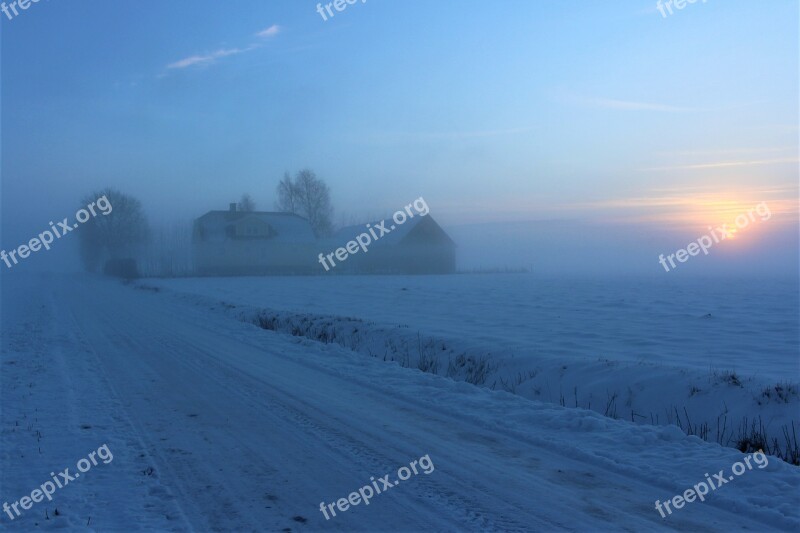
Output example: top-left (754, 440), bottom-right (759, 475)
top-left (276, 172), bottom-right (297, 214)
top-left (238, 193), bottom-right (256, 212)
top-left (77, 188), bottom-right (150, 272)
top-left (275, 169), bottom-right (333, 238)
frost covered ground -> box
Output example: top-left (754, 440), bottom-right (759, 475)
top-left (146, 274), bottom-right (799, 378)
top-left (1, 272), bottom-right (798, 531)
top-left (147, 274), bottom-right (800, 464)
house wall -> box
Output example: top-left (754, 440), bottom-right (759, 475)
top-left (191, 212), bottom-right (456, 276)
top-left (193, 241), bottom-right (318, 275)
top-left (337, 243), bottom-right (456, 274)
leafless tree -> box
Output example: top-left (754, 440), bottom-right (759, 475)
top-left (275, 169), bottom-right (333, 237)
top-left (276, 172), bottom-right (297, 214)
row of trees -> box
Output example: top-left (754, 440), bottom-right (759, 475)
top-left (78, 169), bottom-right (335, 275)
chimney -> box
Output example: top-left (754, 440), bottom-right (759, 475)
top-left (229, 202), bottom-right (237, 212)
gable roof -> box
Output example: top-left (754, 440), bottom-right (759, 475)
top-left (330, 215), bottom-right (455, 247)
top-left (196, 211), bottom-right (316, 242)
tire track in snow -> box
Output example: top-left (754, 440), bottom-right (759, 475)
top-left (44, 277), bottom-right (799, 531)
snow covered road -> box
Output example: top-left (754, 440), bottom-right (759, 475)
top-left (2, 273), bottom-right (798, 531)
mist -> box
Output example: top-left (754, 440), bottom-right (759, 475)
top-left (2, 2), bottom-right (799, 531)
top-left (2, 0), bottom-right (797, 280)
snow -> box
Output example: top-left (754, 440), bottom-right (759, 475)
top-left (143, 274), bottom-right (799, 378)
top-left (145, 274), bottom-right (800, 467)
top-left (2, 271), bottom-right (799, 531)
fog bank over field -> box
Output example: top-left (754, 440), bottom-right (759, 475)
top-left (2, 1), bottom-right (798, 281)
top-left (3, 209), bottom-right (797, 277)
top-left (450, 218), bottom-right (799, 277)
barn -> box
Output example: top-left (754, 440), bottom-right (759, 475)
top-left (328, 215), bottom-right (456, 274)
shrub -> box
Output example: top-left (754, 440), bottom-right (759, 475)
top-left (103, 258), bottom-right (139, 279)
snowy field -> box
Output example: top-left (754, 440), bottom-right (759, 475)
top-left (2, 272), bottom-right (798, 531)
top-left (147, 274), bottom-right (799, 379)
top-left (145, 274), bottom-right (800, 464)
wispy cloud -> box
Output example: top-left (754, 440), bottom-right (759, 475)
top-left (656, 146), bottom-right (796, 157)
top-left (583, 97), bottom-right (696, 112)
top-left (350, 127), bottom-right (533, 144)
top-left (640, 157), bottom-right (799, 171)
top-left (561, 92), bottom-right (762, 114)
top-left (166, 46), bottom-right (256, 70)
top-left (164, 24), bottom-right (280, 71)
top-left (257, 25), bottom-right (280, 38)
top-left (412, 127), bottom-right (533, 141)
top-left (562, 186), bottom-right (799, 227)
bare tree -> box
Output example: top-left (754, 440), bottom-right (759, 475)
top-left (238, 193), bottom-right (256, 212)
top-left (276, 172), bottom-right (297, 214)
top-left (275, 169), bottom-right (333, 237)
top-left (78, 188), bottom-right (150, 272)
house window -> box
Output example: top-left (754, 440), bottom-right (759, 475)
top-left (234, 222), bottom-right (274, 239)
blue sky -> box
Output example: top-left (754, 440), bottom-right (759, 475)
top-left (1, 0), bottom-right (798, 273)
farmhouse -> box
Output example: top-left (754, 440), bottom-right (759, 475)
top-left (192, 203), bottom-right (457, 275)
top-left (192, 204), bottom-right (317, 275)
top-left (329, 215), bottom-right (456, 274)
